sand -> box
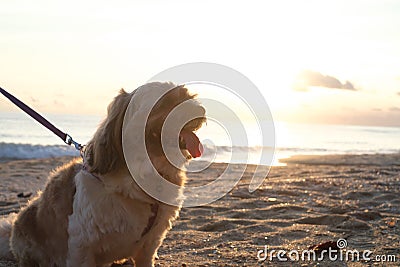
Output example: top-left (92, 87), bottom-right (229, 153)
top-left (0, 154), bottom-right (399, 266)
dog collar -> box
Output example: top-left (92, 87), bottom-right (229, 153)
top-left (80, 148), bottom-right (102, 182)
top-left (81, 163), bottom-right (102, 182)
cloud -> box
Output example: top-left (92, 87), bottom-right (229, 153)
top-left (397, 92), bottom-right (400, 96)
top-left (30, 97), bottom-right (39, 103)
top-left (53, 99), bottom-right (66, 107)
top-left (389, 107), bottom-right (400, 112)
top-left (293, 70), bottom-right (357, 91)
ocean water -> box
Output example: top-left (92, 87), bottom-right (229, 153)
top-left (1, 112), bottom-right (400, 165)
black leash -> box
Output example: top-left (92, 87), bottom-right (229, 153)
top-left (0, 86), bottom-right (82, 151)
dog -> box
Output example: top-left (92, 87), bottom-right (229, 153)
top-left (0, 82), bottom-right (206, 267)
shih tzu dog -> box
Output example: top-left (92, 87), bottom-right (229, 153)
top-left (0, 82), bottom-right (206, 267)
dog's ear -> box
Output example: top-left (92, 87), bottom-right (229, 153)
top-left (87, 89), bottom-right (131, 174)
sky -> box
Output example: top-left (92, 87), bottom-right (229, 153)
top-left (1, 0), bottom-right (400, 126)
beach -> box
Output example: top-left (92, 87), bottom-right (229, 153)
top-left (0, 154), bottom-right (399, 266)
top-left (2, 0), bottom-right (400, 266)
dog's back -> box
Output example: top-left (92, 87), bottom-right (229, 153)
top-left (10, 159), bottom-right (80, 267)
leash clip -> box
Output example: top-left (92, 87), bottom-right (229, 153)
top-left (65, 134), bottom-right (82, 151)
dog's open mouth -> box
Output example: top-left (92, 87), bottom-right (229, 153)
top-left (179, 129), bottom-right (203, 158)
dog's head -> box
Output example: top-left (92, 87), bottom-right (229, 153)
top-left (86, 82), bottom-right (206, 176)
top-left (144, 83), bottom-right (206, 161)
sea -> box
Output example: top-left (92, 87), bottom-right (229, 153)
top-left (1, 112), bottom-right (400, 165)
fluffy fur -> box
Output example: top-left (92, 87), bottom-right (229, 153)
top-left (0, 82), bottom-right (206, 267)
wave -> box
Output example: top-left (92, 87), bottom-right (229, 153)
top-left (0, 142), bottom-right (79, 160)
top-left (0, 142), bottom-right (398, 162)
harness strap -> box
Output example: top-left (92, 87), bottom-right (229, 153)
top-left (0, 86), bottom-right (82, 150)
top-left (141, 203), bottom-right (159, 237)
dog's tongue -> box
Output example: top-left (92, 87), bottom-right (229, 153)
top-left (180, 130), bottom-right (203, 158)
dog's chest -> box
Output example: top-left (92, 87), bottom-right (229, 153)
top-left (70, 173), bottom-right (155, 247)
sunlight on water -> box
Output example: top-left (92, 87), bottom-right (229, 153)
top-left (1, 112), bottom-right (399, 164)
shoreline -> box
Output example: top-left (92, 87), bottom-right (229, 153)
top-left (0, 154), bottom-right (399, 266)
top-left (1, 151), bottom-right (400, 164)
top-left (279, 152), bottom-right (400, 166)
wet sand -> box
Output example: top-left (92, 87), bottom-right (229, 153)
top-left (0, 154), bottom-right (399, 266)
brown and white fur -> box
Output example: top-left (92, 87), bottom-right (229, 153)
top-left (0, 82), bottom-right (206, 267)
